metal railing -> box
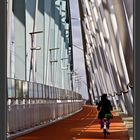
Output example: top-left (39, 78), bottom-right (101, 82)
top-left (7, 78), bottom-right (83, 136)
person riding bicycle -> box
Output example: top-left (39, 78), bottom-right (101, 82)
top-left (97, 94), bottom-right (113, 134)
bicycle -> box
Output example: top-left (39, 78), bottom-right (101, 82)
top-left (101, 113), bottom-right (112, 138)
top-left (102, 117), bottom-right (109, 138)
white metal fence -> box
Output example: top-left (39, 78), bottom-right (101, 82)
top-left (7, 78), bottom-right (83, 136)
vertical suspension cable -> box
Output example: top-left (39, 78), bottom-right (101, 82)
top-left (29, 0), bottom-right (38, 82)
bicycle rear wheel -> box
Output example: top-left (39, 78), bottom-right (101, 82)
top-left (103, 129), bottom-right (107, 138)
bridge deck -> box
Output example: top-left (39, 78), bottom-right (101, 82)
top-left (12, 105), bottom-right (129, 140)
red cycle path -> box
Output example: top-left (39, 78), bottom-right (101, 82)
top-left (13, 105), bottom-right (129, 140)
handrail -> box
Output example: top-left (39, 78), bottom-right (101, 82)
top-left (7, 78), bottom-right (83, 137)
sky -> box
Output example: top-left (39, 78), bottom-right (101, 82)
top-left (70, 0), bottom-right (89, 99)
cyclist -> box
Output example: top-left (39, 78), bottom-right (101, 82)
top-left (97, 94), bottom-right (113, 134)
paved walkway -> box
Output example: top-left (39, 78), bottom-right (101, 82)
top-left (12, 105), bottom-right (130, 140)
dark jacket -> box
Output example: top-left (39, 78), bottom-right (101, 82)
top-left (97, 99), bottom-right (113, 119)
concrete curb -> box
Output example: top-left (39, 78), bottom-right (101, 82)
top-left (117, 111), bottom-right (133, 140)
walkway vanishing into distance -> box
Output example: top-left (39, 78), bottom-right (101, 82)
top-left (12, 105), bottom-right (130, 140)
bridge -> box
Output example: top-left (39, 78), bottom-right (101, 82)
top-left (0, 0), bottom-right (133, 140)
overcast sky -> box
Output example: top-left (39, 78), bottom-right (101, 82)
top-left (70, 0), bottom-right (88, 99)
